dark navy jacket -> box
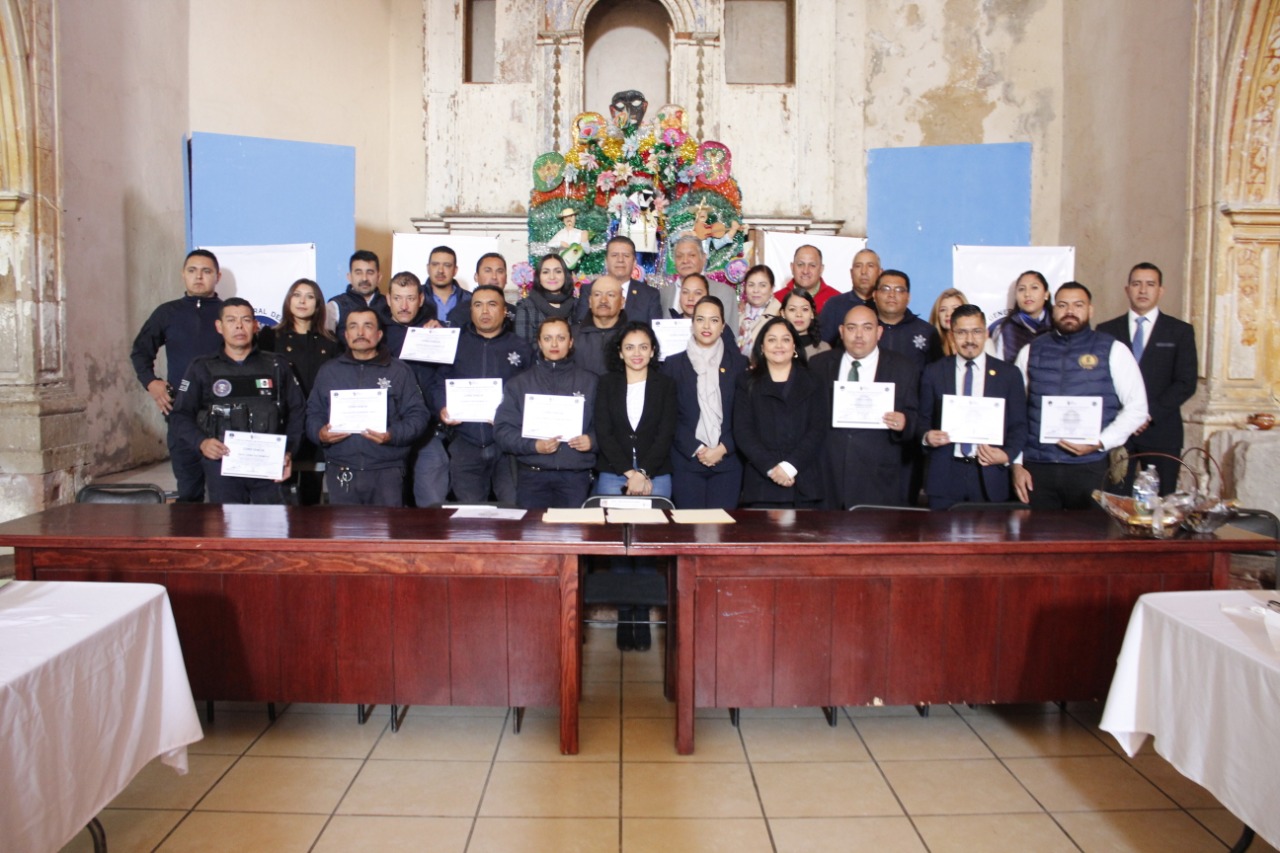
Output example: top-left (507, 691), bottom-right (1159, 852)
top-left (130, 293), bottom-right (224, 391)
top-left (429, 326), bottom-right (534, 449)
top-left (305, 350), bottom-right (430, 470)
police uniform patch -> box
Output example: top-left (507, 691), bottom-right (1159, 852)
top-left (212, 378), bottom-right (233, 397)
top-left (255, 378), bottom-right (273, 389)
top-left (178, 379), bottom-right (190, 393)
top-left (1078, 354), bottom-right (1099, 369)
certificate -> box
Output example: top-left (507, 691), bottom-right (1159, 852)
top-left (1039, 395), bottom-right (1103, 443)
top-left (522, 393), bottom-right (585, 439)
top-left (941, 394), bottom-right (1005, 446)
top-left (399, 326), bottom-right (460, 364)
top-left (446, 378), bottom-right (503, 423)
top-left (329, 388), bottom-right (387, 433)
top-left (832, 381), bottom-right (895, 429)
top-left (220, 431), bottom-right (287, 480)
top-left (652, 319), bottom-right (691, 361)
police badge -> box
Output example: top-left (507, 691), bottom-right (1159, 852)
top-left (1078, 354), bottom-right (1099, 370)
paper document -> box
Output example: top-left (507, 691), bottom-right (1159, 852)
top-left (670, 509), bottom-right (736, 524)
top-left (542, 507), bottom-right (606, 524)
top-left (652, 319), bottom-right (691, 361)
top-left (399, 326), bottom-right (460, 363)
top-left (941, 395), bottom-right (1005, 446)
top-left (606, 508), bottom-right (669, 524)
top-left (522, 394), bottom-right (586, 440)
top-left (1038, 395), bottom-right (1102, 443)
top-left (450, 506), bottom-right (526, 520)
top-left (446, 378), bottom-right (503, 423)
top-left (329, 388), bottom-right (387, 434)
top-left (220, 431), bottom-right (288, 480)
top-left (832, 381), bottom-right (895, 429)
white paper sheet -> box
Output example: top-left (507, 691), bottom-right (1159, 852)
top-left (832, 381), bottom-right (895, 429)
top-left (399, 326), bottom-right (460, 363)
top-left (219, 431), bottom-right (287, 480)
top-left (446, 378), bottom-right (503, 423)
top-left (329, 388), bottom-right (387, 434)
top-left (940, 395), bottom-right (1006, 446)
top-left (1038, 395), bottom-right (1102, 443)
top-left (522, 393), bottom-right (586, 439)
top-left (652, 318), bottom-right (691, 361)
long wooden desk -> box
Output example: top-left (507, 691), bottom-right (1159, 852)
top-left (626, 509), bottom-right (1275, 754)
top-left (0, 504), bottom-right (626, 755)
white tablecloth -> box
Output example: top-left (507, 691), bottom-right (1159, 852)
top-left (1101, 589), bottom-right (1280, 848)
top-left (0, 581), bottom-right (203, 853)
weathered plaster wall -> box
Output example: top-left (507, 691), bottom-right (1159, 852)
top-left (59, 0), bottom-right (189, 476)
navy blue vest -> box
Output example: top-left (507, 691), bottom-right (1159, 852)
top-left (1025, 328), bottom-right (1119, 465)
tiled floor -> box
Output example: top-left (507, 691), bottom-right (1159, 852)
top-left (60, 629), bottom-right (1276, 853)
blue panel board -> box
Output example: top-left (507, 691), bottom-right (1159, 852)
top-left (866, 142), bottom-right (1031, 319)
top-left (187, 132), bottom-right (355, 300)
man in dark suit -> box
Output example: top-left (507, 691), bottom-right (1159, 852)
top-left (919, 305), bottom-right (1029, 509)
top-left (812, 304), bottom-right (919, 508)
top-left (1097, 262), bottom-right (1198, 495)
top-left (576, 236), bottom-right (663, 323)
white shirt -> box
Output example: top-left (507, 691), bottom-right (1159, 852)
top-left (626, 380), bottom-right (646, 431)
top-left (838, 347), bottom-right (881, 384)
top-left (1128, 307), bottom-right (1160, 344)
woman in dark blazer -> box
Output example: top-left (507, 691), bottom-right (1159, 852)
top-left (594, 322), bottom-right (676, 499)
top-left (662, 296), bottom-right (748, 509)
top-left (734, 316), bottom-right (829, 508)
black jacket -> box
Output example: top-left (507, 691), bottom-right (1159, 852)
top-left (733, 365), bottom-right (829, 505)
top-left (594, 369), bottom-right (677, 477)
top-left (429, 326), bottom-right (534, 448)
top-left (494, 355), bottom-right (598, 470)
top-left (305, 350), bottom-right (430, 470)
top-left (130, 293), bottom-right (224, 391)
top-left (171, 347), bottom-right (306, 455)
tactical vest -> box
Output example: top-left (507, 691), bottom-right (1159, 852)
top-left (196, 355), bottom-right (287, 440)
top-left (1025, 328), bottom-right (1119, 465)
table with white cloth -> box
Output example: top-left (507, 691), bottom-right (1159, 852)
top-left (1101, 589), bottom-right (1280, 850)
top-left (0, 581), bottom-right (204, 853)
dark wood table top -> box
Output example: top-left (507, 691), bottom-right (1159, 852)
top-left (0, 504), bottom-right (627, 555)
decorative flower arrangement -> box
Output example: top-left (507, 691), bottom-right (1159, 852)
top-left (511, 261), bottom-right (535, 298)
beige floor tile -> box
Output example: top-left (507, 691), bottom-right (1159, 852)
top-left (370, 715), bottom-right (505, 761)
top-left (854, 715), bottom-right (993, 761)
top-left (337, 759), bottom-right (489, 817)
top-left (109, 754), bottom-right (235, 810)
top-left (1189, 809), bottom-right (1280, 853)
top-left (481, 761), bottom-right (620, 817)
top-left (279, 702), bottom-right (358, 715)
top-left (470, 817), bottom-right (619, 852)
top-left (622, 717), bottom-right (746, 763)
top-left (156, 811), bottom-right (326, 852)
top-left (60, 808), bottom-right (185, 853)
top-left (740, 717), bottom-right (871, 763)
top-left (849, 704), bottom-right (955, 718)
top-left (735, 705), bottom-right (841, 720)
top-left (622, 679), bottom-right (675, 718)
top-left (496, 715), bottom-right (620, 762)
top-left (623, 817), bottom-right (773, 852)
top-left (247, 711), bottom-right (386, 758)
top-left (1005, 756), bottom-right (1177, 812)
top-left (770, 817), bottom-right (927, 852)
top-left (880, 758), bottom-right (1041, 815)
top-left (528, 678), bottom-right (620, 719)
top-left (621, 642), bottom-right (667, 683)
top-left (188, 711), bottom-right (271, 755)
top-left (1126, 754), bottom-right (1221, 809)
top-left (1054, 809), bottom-right (1232, 852)
top-left (622, 762), bottom-right (760, 818)
top-left (402, 704), bottom-right (509, 718)
top-left (913, 813), bottom-right (1078, 852)
top-left (753, 762), bottom-right (902, 818)
top-left (313, 815), bottom-right (471, 852)
top-left (965, 711), bottom-right (1113, 758)
top-left (197, 756), bottom-right (361, 814)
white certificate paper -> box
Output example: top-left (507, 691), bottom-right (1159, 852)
top-left (522, 394), bottom-right (585, 439)
top-left (832, 381), bottom-right (895, 429)
top-left (329, 388), bottom-right (388, 434)
top-left (652, 318), bottom-right (691, 361)
top-left (399, 326), bottom-right (460, 364)
top-left (220, 431), bottom-right (287, 480)
top-left (941, 394), bottom-right (1006, 446)
top-left (446, 378), bottom-right (503, 423)
top-left (1039, 395), bottom-right (1103, 443)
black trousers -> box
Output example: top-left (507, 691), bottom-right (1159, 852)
top-left (1024, 459), bottom-right (1109, 510)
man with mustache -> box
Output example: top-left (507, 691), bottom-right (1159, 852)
top-left (1012, 283), bottom-right (1148, 509)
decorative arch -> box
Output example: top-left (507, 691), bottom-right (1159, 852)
top-left (566, 0), bottom-right (701, 37)
top-left (0, 0), bottom-right (31, 225)
top-left (1223, 0), bottom-right (1280, 203)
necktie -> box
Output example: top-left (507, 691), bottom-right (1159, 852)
top-left (847, 360), bottom-right (861, 382)
top-left (1132, 316), bottom-right (1146, 362)
top-left (961, 359), bottom-right (975, 457)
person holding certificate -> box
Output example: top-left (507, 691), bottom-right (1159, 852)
top-left (1012, 282), bottom-right (1148, 509)
top-left (810, 304), bottom-right (919, 508)
top-left (305, 308), bottom-right (431, 506)
top-left (663, 296), bottom-right (748, 509)
top-left (171, 298), bottom-right (306, 504)
top-left (493, 317), bottom-right (598, 509)
top-left (514, 253), bottom-right (578, 343)
top-left (918, 305), bottom-right (1028, 509)
top-left (734, 317), bottom-right (828, 508)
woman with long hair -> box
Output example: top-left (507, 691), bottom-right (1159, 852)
top-left (257, 278), bottom-right (337, 396)
top-left (987, 270), bottom-right (1051, 361)
top-left (929, 287), bottom-right (969, 357)
top-left (514, 253), bottom-right (578, 343)
top-left (780, 288), bottom-right (831, 360)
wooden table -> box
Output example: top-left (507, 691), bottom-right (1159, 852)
top-left (626, 508), bottom-right (1275, 754)
top-left (0, 504), bottom-right (626, 755)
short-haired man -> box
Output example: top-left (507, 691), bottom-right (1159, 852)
top-left (325, 250), bottom-right (392, 341)
top-left (426, 245), bottom-right (473, 328)
top-left (573, 274), bottom-right (628, 376)
top-left (1012, 283), bottom-right (1149, 509)
top-left (306, 308), bottom-right (431, 506)
top-left (130, 249), bottom-right (226, 502)
top-left (810, 304), bottom-right (919, 508)
top-left (431, 284), bottom-right (534, 504)
top-left (473, 251), bottom-right (518, 330)
top-left (662, 236), bottom-right (740, 331)
top-left (1096, 263), bottom-right (1198, 495)
top-left (170, 298), bottom-right (305, 504)
top-left (774, 245), bottom-right (840, 314)
top-left (575, 237), bottom-right (663, 323)
top-left (870, 269), bottom-right (942, 376)
top-left (919, 305), bottom-right (1028, 509)
top-left (819, 248), bottom-right (881, 344)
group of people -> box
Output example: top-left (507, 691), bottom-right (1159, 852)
top-left (131, 237), bottom-right (1197, 516)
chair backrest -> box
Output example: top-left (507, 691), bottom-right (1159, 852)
top-left (849, 504), bottom-right (929, 512)
top-left (581, 494), bottom-right (676, 511)
top-left (75, 483), bottom-right (168, 504)
top-left (949, 501), bottom-right (1032, 511)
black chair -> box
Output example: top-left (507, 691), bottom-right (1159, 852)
top-left (75, 483), bottom-right (168, 504)
top-left (948, 501), bottom-right (1031, 511)
top-left (1230, 507), bottom-right (1280, 590)
top-left (850, 504), bottom-right (929, 512)
top-left (580, 495), bottom-right (675, 648)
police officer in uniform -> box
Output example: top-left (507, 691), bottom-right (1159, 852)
top-left (171, 298), bottom-right (306, 504)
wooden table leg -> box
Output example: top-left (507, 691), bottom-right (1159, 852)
top-left (559, 555), bottom-right (580, 755)
top-left (676, 556), bottom-right (696, 755)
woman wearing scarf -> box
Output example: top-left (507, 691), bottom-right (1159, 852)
top-left (514, 253), bottom-right (578, 343)
top-left (987, 270), bottom-right (1051, 361)
top-left (736, 264), bottom-right (781, 357)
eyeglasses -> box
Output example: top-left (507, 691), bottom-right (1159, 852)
top-left (876, 286), bottom-right (908, 295)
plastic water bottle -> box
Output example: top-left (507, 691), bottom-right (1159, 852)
top-left (1132, 465), bottom-right (1159, 517)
